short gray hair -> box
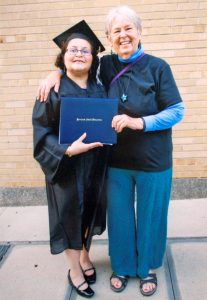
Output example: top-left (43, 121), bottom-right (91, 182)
top-left (105, 6), bottom-right (142, 36)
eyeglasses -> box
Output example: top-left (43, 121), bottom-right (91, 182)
top-left (66, 48), bottom-right (92, 56)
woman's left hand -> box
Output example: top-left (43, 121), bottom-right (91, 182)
top-left (65, 133), bottom-right (103, 157)
top-left (112, 114), bottom-right (144, 133)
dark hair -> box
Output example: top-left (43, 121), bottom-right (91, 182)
top-left (55, 33), bottom-right (99, 80)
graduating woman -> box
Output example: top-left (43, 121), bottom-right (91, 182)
top-left (32, 21), bottom-right (109, 298)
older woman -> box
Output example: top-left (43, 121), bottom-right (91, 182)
top-left (37, 6), bottom-right (184, 297)
top-left (33, 22), bottom-right (109, 298)
top-left (100, 6), bottom-right (184, 296)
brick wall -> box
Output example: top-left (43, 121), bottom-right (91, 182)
top-left (0, 0), bottom-right (207, 188)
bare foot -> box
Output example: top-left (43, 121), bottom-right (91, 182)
top-left (80, 249), bottom-right (94, 276)
top-left (140, 273), bottom-right (157, 296)
top-left (69, 269), bottom-right (88, 291)
top-left (111, 277), bottom-right (123, 289)
top-left (110, 273), bottom-right (128, 292)
top-left (141, 278), bottom-right (155, 293)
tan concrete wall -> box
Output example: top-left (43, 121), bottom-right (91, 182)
top-left (0, 0), bottom-right (207, 188)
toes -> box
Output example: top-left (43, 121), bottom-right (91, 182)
top-left (142, 283), bottom-right (155, 292)
top-left (111, 279), bottom-right (122, 288)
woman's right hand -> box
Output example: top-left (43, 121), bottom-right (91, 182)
top-left (37, 70), bottom-right (61, 102)
top-left (65, 133), bottom-right (103, 157)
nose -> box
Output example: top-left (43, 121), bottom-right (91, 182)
top-left (75, 50), bottom-right (83, 56)
top-left (119, 29), bottom-right (127, 37)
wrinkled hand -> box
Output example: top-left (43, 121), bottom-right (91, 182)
top-left (66, 133), bottom-right (103, 157)
top-left (37, 71), bottom-right (61, 102)
top-left (112, 114), bottom-right (144, 133)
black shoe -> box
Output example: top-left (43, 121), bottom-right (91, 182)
top-left (82, 266), bottom-right (96, 284)
top-left (68, 270), bottom-right (94, 298)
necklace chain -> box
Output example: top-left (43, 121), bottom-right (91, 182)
top-left (119, 70), bottom-right (132, 103)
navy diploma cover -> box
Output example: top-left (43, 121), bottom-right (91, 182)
top-left (59, 97), bottom-right (118, 145)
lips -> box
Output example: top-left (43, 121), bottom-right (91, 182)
top-left (73, 59), bottom-right (85, 62)
top-left (120, 40), bottom-right (131, 45)
top-left (73, 60), bottom-right (85, 64)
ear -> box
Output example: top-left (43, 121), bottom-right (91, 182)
top-left (107, 34), bottom-right (112, 47)
top-left (138, 30), bottom-right (142, 40)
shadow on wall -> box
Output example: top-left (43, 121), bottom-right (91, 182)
top-left (0, 178), bottom-right (207, 206)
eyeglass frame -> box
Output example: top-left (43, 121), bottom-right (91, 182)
top-left (66, 47), bottom-right (92, 56)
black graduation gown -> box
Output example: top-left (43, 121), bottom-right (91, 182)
top-left (32, 75), bottom-right (109, 254)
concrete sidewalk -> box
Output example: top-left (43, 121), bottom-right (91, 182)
top-left (0, 198), bottom-right (207, 300)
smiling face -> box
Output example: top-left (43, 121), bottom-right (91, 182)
top-left (64, 38), bottom-right (93, 77)
top-left (108, 16), bottom-right (141, 59)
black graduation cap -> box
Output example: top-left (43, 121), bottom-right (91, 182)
top-left (53, 20), bottom-right (105, 53)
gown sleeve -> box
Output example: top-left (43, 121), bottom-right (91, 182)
top-left (32, 91), bottom-right (69, 183)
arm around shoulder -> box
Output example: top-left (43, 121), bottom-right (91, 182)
top-left (37, 69), bottom-right (62, 102)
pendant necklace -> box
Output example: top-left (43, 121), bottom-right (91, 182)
top-left (119, 70), bottom-right (132, 103)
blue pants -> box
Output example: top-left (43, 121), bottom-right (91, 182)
top-left (107, 167), bottom-right (172, 278)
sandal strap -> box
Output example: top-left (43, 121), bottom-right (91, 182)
top-left (77, 280), bottom-right (87, 290)
top-left (83, 266), bottom-right (95, 273)
top-left (110, 273), bottom-right (128, 286)
top-left (140, 273), bottom-right (157, 288)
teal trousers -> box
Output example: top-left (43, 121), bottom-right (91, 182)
top-left (107, 167), bottom-right (172, 278)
